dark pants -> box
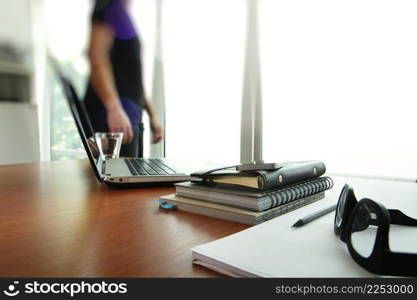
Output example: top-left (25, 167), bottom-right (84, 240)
top-left (119, 123), bottom-right (144, 158)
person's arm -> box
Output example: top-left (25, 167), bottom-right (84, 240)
top-left (87, 22), bottom-right (134, 143)
top-left (143, 98), bottom-right (164, 143)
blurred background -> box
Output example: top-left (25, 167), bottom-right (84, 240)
top-left (1, 0), bottom-right (417, 180)
top-left (0, 0), bottom-right (243, 165)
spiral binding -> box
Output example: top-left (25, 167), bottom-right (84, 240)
top-left (265, 176), bottom-right (334, 208)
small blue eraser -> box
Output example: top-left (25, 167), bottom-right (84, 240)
top-left (154, 200), bottom-right (166, 205)
top-left (161, 203), bottom-right (177, 210)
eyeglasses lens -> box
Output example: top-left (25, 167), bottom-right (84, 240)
top-left (335, 186), bottom-right (349, 229)
top-left (349, 203), bottom-right (378, 258)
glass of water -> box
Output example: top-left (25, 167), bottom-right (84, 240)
top-left (94, 132), bottom-right (123, 159)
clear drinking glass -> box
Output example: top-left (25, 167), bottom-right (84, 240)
top-left (94, 132), bottom-right (123, 159)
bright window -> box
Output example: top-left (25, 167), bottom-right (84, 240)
top-left (44, 0), bottom-right (91, 160)
top-left (260, 0), bottom-right (417, 179)
top-left (162, 0), bottom-right (246, 164)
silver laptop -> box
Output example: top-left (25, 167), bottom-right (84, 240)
top-left (56, 66), bottom-right (217, 187)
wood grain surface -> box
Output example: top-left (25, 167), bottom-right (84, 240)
top-left (0, 160), bottom-right (248, 277)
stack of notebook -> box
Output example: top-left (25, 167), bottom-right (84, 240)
top-left (159, 161), bottom-right (334, 225)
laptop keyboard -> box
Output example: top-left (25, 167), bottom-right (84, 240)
top-left (125, 158), bottom-right (178, 176)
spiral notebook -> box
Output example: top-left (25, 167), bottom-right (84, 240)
top-left (159, 192), bottom-right (324, 225)
top-left (176, 177), bottom-right (334, 211)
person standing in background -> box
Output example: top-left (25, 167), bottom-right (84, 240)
top-left (84, 0), bottom-right (163, 157)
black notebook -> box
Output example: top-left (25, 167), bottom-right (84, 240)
top-left (191, 160), bottom-right (326, 191)
top-left (160, 192), bottom-right (325, 226)
top-left (176, 176), bottom-right (333, 211)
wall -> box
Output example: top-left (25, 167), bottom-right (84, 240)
top-left (0, 0), bottom-right (32, 63)
top-left (0, 0), bottom-right (41, 164)
top-left (0, 103), bottom-right (39, 165)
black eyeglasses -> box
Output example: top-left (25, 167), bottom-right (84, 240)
top-left (334, 184), bottom-right (417, 277)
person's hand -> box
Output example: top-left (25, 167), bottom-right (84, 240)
top-left (106, 106), bottom-right (134, 144)
top-left (150, 119), bottom-right (164, 144)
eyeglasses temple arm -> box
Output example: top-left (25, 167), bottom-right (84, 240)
top-left (383, 252), bottom-right (417, 277)
top-left (388, 209), bottom-right (417, 226)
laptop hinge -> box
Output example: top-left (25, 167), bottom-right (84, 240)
top-left (101, 160), bottom-right (107, 176)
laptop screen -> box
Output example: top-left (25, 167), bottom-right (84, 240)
top-left (56, 70), bottom-right (105, 182)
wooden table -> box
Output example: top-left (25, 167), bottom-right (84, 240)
top-left (0, 160), bottom-right (248, 277)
